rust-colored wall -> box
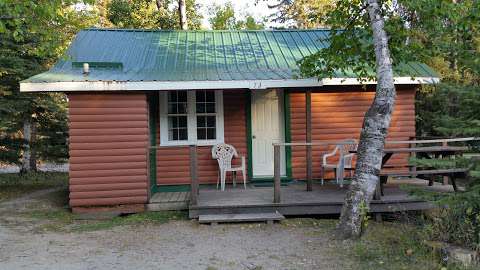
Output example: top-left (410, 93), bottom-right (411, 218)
top-left (290, 86), bottom-right (416, 180)
top-left (68, 93), bottom-right (149, 207)
top-left (156, 90), bottom-right (248, 185)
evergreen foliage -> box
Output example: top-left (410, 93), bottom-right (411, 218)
top-left (0, 1), bottom-right (96, 167)
top-left (0, 0), bottom-right (204, 168)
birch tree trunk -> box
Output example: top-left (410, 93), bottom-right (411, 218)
top-left (155, 0), bottom-right (163, 10)
top-left (335, 0), bottom-right (396, 239)
top-left (178, 0), bottom-right (187, 30)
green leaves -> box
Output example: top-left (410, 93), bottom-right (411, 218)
top-left (0, 1), bottom-right (86, 165)
top-left (298, 0), bottom-right (480, 83)
top-left (208, 2), bottom-right (264, 30)
top-left (106, 0), bottom-right (203, 30)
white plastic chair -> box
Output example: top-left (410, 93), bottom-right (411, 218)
top-left (212, 143), bottom-right (247, 191)
top-left (321, 140), bottom-right (357, 187)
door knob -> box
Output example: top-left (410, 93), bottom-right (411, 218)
top-left (252, 135), bottom-right (256, 139)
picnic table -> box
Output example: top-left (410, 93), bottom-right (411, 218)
top-left (349, 145), bottom-right (469, 198)
top-left (381, 146), bottom-right (468, 166)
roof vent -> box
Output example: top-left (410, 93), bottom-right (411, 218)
top-left (83, 63), bottom-right (89, 75)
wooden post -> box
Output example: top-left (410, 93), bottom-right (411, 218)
top-left (190, 144), bottom-right (198, 206)
top-left (274, 144), bottom-right (281, 203)
top-left (409, 136), bottom-right (417, 178)
top-left (306, 90), bottom-right (313, 191)
top-left (442, 140), bottom-right (449, 185)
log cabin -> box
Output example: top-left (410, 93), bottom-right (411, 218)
top-left (20, 29), bottom-right (439, 215)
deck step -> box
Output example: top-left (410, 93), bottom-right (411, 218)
top-left (198, 211), bottom-right (285, 225)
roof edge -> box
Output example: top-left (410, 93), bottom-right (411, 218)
top-left (82, 27), bottom-right (332, 33)
top-left (20, 77), bottom-right (439, 92)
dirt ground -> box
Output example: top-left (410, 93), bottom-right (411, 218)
top-left (0, 188), bottom-right (351, 270)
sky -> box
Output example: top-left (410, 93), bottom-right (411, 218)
top-left (196, 0), bottom-right (282, 29)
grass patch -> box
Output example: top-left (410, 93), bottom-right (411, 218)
top-left (350, 221), bottom-right (474, 270)
top-left (0, 172), bottom-right (68, 202)
top-left (72, 211), bottom-right (188, 232)
top-left (24, 208), bottom-right (188, 233)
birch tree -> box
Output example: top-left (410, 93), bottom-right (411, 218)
top-left (336, 0), bottom-right (396, 239)
top-left (299, 0), bottom-right (422, 238)
top-left (178, 0), bottom-right (187, 29)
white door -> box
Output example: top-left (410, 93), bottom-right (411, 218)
top-left (251, 89), bottom-right (286, 177)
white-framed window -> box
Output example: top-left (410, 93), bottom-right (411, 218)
top-left (159, 90), bottom-right (224, 146)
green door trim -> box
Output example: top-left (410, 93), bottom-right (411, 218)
top-left (247, 89), bottom-right (292, 182)
top-left (246, 91), bottom-right (254, 180)
top-left (148, 93), bottom-right (160, 194)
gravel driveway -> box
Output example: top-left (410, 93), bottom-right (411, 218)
top-left (0, 189), bottom-right (351, 270)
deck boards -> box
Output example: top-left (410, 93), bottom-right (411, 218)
top-left (147, 178), bottom-right (453, 217)
top-left (198, 212), bottom-right (285, 224)
top-left (147, 191), bottom-right (190, 211)
top-left (189, 178), bottom-right (452, 218)
top-left (196, 180), bottom-right (441, 208)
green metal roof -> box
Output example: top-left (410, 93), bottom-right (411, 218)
top-left (22, 28), bottom-right (437, 84)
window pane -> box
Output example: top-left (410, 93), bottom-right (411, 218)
top-left (168, 91), bottom-right (177, 102)
top-left (169, 129), bottom-right (179, 141)
top-left (197, 116), bottom-right (206, 127)
top-left (177, 102), bottom-right (187, 114)
top-left (179, 116), bottom-right (187, 127)
top-left (168, 116), bottom-right (187, 141)
top-left (168, 116), bottom-right (177, 128)
top-left (207, 128), bottom-right (216, 139)
top-left (178, 128), bottom-right (188, 140)
top-left (197, 128), bottom-right (206, 140)
top-left (177, 91), bottom-right (187, 102)
top-left (196, 91), bottom-right (205, 102)
top-left (206, 116), bottom-right (216, 127)
top-left (206, 102), bottom-right (215, 113)
top-left (168, 103), bottom-right (176, 114)
top-left (206, 91), bottom-right (215, 102)
top-left (196, 103), bottom-right (205, 113)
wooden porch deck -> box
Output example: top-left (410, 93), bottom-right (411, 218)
top-left (190, 179), bottom-right (448, 218)
top-left (147, 178), bottom-right (453, 218)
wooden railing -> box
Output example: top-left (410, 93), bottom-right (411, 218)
top-left (272, 137), bottom-right (478, 203)
top-left (149, 138), bottom-right (478, 206)
top-left (272, 140), bottom-right (356, 203)
top-left (387, 137), bottom-right (478, 145)
top-left (150, 144), bottom-right (199, 206)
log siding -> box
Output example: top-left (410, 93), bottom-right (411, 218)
top-left (68, 93), bottom-right (149, 207)
top-left (66, 87), bottom-right (416, 209)
top-left (290, 86), bottom-right (416, 180)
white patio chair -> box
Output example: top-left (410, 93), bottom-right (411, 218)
top-left (321, 140), bottom-right (357, 187)
top-left (212, 143), bottom-right (247, 191)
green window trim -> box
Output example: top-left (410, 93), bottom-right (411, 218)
top-left (246, 89), bottom-right (293, 182)
top-left (246, 91), bottom-right (254, 180)
top-left (148, 93), bottom-right (160, 194)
